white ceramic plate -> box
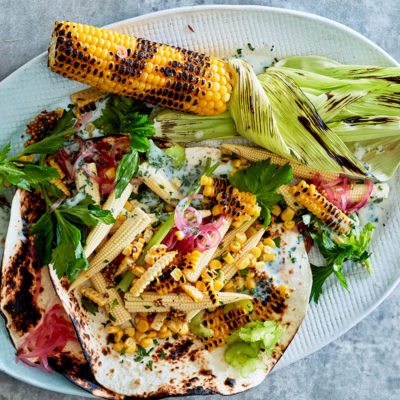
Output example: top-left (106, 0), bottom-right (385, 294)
top-left (1, 5), bottom-right (399, 398)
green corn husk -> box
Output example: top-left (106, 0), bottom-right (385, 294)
top-left (153, 109), bottom-right (239, 142)
top-left (228, 58), bottom-right (367, 177)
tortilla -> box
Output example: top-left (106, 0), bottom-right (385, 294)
top-left (0, 189), bottom-right (127, 399)
top-left (49, 146), bottom-right (312, 397)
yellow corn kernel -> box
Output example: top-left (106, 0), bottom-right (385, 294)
top-left (19, 154), bottom-right (35, 162)
top-left (231, 159), bottom-right (242, 168)
top-left (114, 330), bottom-right (123, 343)
top-left (104, 167), bottom-right (116, 181)
top-left (221, 148), bottom-right (233, 155)
top-left (166, 204), bottom-right (174, 212)
top-left (171, 267), bottom-right (183, 281)
top-left (167, 319), bottom-right (180, 334)
top-left (263, 252), bottom-right (276, 262)
top-left (175, 230), bottom-right (185, 241)
top-left (214, 279), bottom-right (224, 291)
top-left (124, 327), bottom-right (136, 337)
top-left (250, 247), bottom-right (261, 258)
top-left (113, 342), bottom-right (124, 353)
top-left (179, 323), bottom-right (189, 335)
top-left (235, 232), bottom-right (247, 245)
top-left (263, 237), bottom-right (276, 248)
top-left (123, 337), bottom-right (137, 353)
top-left (122, 245), bottom-right (132, 256)
top-left (235, 276), bottom-right (245, 290)
top-left (196, 281), bottom-right (207, 292)
top-left (182, 283), bottom-right (204, 302)
top-left (135, 331), bottom-right (147, 343)
top-left (140, 338), bottom-right (153, 348)
top-left (147, 330), bottom-right (157, 339)
top-left (230, 240), bottom-right (241, 253)
top-left (247, 227), bottom-right (258, 237)
top-left (132, 266), bottom-right (146, 277)
top-left (106, 326), bottom-right (120, 334)
top-left (136, 319), bottom-right (150, 333)
top-left (236, 254), bottom-right (251, 270)
top-left (284, 220), bottom-right (296, 230)
top-left (271, 204), bottom-right (281, 216)
top-left (246, 276), bottom-right (256, 290)
top-left (124, 201), bottom-right (133, 212)
top-left (209, 259), bottom-right (222, 270)
top-left (223, 252), bottom-right (234, 264)
top-left (158, 329), bottom-right (172, 339)
top-left (116, 212), bottom-right (127, 223)
top-left (212, 204), bottom-right (221, 216)
top-left (224, 281), bottom-right (235, 291)
top-left (281, 207), bottom-right (295, 222)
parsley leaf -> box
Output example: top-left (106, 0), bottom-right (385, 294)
top-left (229, 159), bottom-right (292, 226)
top-left (146, 360), bottom-right (153, 370)
top-left (30, 213), bottom-right (55, 266)
top-left (310, 222), bottom-right (375, 302)
top-left (81, 296), bottom-right (99, 315)
top-left (160, 349), bottom-right (166, 360)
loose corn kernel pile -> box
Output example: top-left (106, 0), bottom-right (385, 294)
top-left (106, 324), bottom-right (137, 354)
top-left (25, 109), bottom-right (64, 145)
top-left (290, 180), bottom-right (353, 234)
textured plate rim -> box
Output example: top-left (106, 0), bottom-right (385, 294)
top-left (0, 4), bottom-right (399, 397)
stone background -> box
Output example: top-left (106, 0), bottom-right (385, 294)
top-left (1, 0), bottom-right (399, 399)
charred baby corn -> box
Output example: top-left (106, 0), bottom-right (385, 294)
top-left (49, 21), bottom-right (232, 116)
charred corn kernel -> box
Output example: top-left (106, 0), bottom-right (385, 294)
top-left (231, 159), bottom-right (242, 168)
top-left (147, 330), bottom-right (157, 339)
top-left (179, 323), bottom-right (189, 335)
top-left (136, 319), bottom-right (150, 333)
top-left (182, 283), bottom-right (204, 302)
top-left (132, 266), bottom-right (146, 277)
top-left (209, 259), bottom-right (222, 270)
top-left (123, 337), bottom-right (137, 354)
top-left (214, 279), bottom-right (224, 291)
top-left (171, 267), bottom-right (183, 281)
top-left (116, 212), bottom-right (127, 223)
top-left (130, 238), bottom-right (145, 262)
top-left (71, 87), bottom-right (105, 118)
top-left (124, 327), bottom-right (136, 337)
top-left (250, 247), bottom-right (262, 258)
top-left (106, 326), bottom-right (121, 334)
top-left (81, 286), bottom-right (107, 306)
top-left (135, 331), bottom-right (147, 343)
top-left (51, 177), bottom-right (71, 196)
top-left (196, 281), bottom-right (207, 292)
top-left (255, 261), bottom-right (265, 269)
top-left (122, 245), bottom-right (133, 257)
top-left (281, 207), bottom-right (295, 222)
top-left (140, 338), bottom-right (153, 348)
top-left (236, 254), bottom-right (252, 270)
top-left (144, 244), bottom-right (168, 265)
top-left (290, 180), bottom-right (353, 234)
top-left (212, 204), bottom-right (222, 216)
top-left (175, 231), bottom-right (185, 241)
top-left (263, 252), bottom-right (276, 262)
top-left (181, 250), bottom-right (202, 273)
top-left (284, 220), bottom-right (296, 230)
top-left (201, 176), bottom-right (229, 198)
top-left (158, 329), bottom-right (172, 339)
top-left (114, 330), bottom-right (124, 343)
top-left (47, 158), bottom-right (65, 179)
top-left (113, 342), bottom-right (124, 353)
top-left (223, 252), bottom-right (234, 264)
top-left (49, 22), bottom-right (232, 116)
top-left (263, 237), bottom-right (276, 248)
top-left (271, 204), bottom-right (281, 217)
top-left (235, 232), bottom-right (247, 245)
top-left (230, 240), bottom-right (241, 253)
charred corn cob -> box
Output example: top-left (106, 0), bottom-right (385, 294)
top-left (144, 244), bottom-right (168, 265)
top-left (181, 250), bottom-right (202, 277)
top-left (201, 176), bottom-right (229, 197)
top-left (47, 158), bottom-right (70, 196)
top-left (70, 208), bottom-right (151, 290)
top-left (114, 237), bottom-right (146, 277)
top-left (201, 269), bottom-right (218, 306)
top-left (49, 21), bottom-right (232, 116)
top-left (139, 162), bottom-right (183, 204)
top-left (154, 265), bottom-right (185, 295)
top-left (184, 217), bottom-right (233, 282)
top-left (290, 180), bottom-right (353, 234)
top-left (124, 291), bottom-right (252, 313)
top-left (80, 286), bottom-right (107, 306)
top-left (85, 183), bottom-right (133, 258)
top-left (70, 87), bottom-right (106, 119)
top-left (221, 143), bottom-right (339, 181)
top-left (130, 251), bottom-right (177, 297)
top-left (75, 162), bottom-right (101, 205)
top-left (253, 283), bottom-right (289, 321)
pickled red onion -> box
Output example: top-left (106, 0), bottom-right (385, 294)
top-left (16, 304), bottom-right (77, 373)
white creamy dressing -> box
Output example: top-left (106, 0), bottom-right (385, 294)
top-left (233, 44), bottom-right (274, 74)
top-left (357, 200), bottom-right (388, 226)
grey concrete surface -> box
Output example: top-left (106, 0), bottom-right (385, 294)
top-left (1, 0), bottom-right (400, 399)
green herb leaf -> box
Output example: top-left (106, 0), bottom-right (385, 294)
top-left (114, 150), bottom-right (139, 198)
top-left (30, 213), bottom-right (55, 266)
top-left (146, 360), bottom-right (153, 370)
top-left (229, 159), bottom-right (292, 226)
top-left (81, 296), bottom-right (99, 315)
top-left (160, 349), bottom-right (166, 360)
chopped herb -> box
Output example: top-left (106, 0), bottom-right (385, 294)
top-left (160, 349), bottom-right (166, 360)
top-left (101, 320), bottom-right (111, 327)
top-left (153, 339), bottom-right (159, 346)
top-left (273, 237), bottom-right (281, 248)
top-left (111, 298), bottom-right (119, 309)
top-left (146, 360), bottom-right (153, 370)
top-left (159, 184), bottom-right (165, 189)
top-left (120, 359), bottom-right (124, 364)
top-left (120, 348), bottom-right (126, 355)
top-left (109, 313), bottom-right (116, 322)
top-left (172, 333), bottom-right (178, 340)
top-left (144, 305), bottom-right (151, 309)
top-left (103, 259), bottom-right (109, 263)
top-left (247, 42), bottom-right (255, 51)
top-left (81, 297), bottom-right (99, 315)
top-left (240, 268), bottom-right (250, 276)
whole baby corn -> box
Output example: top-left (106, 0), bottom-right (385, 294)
top-left (48, 22), bottom-right (232, 116)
